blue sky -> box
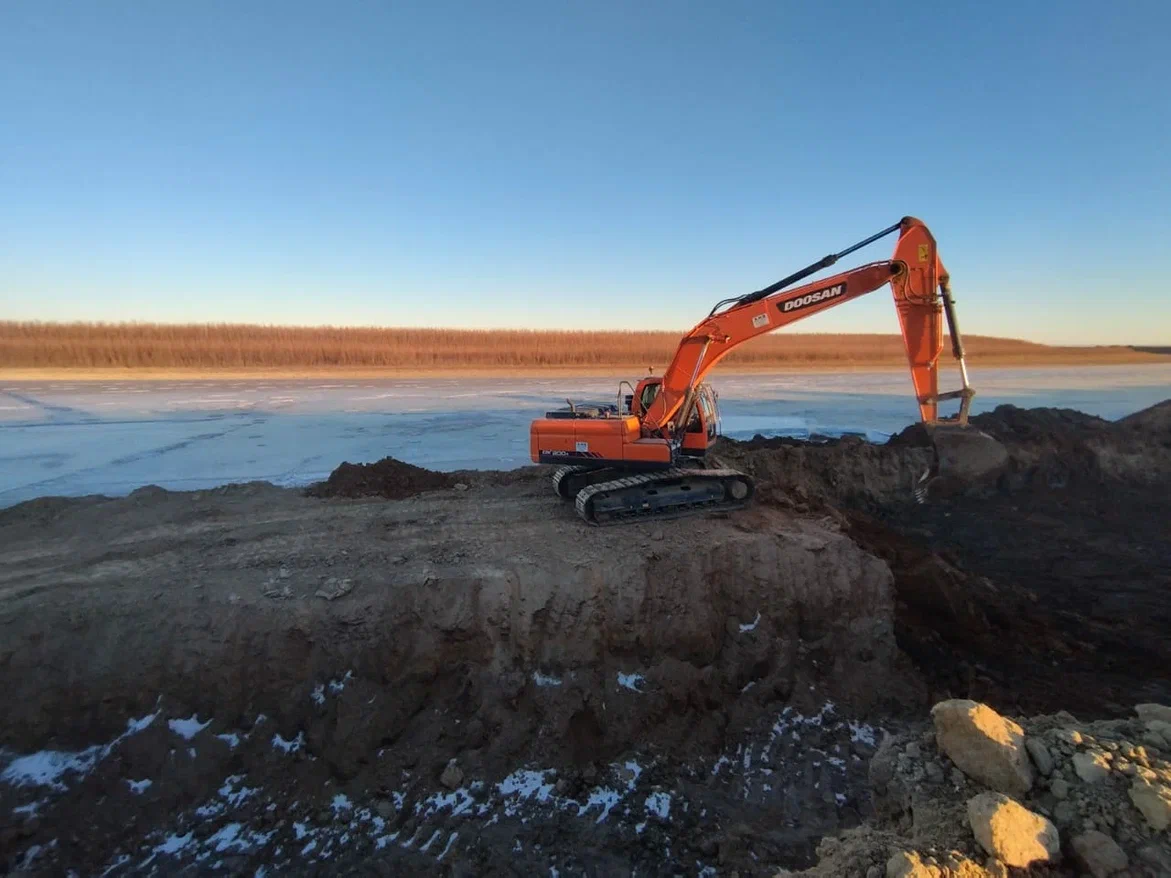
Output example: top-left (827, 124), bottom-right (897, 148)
top-left (1, 1), bottom-right (1168, 344)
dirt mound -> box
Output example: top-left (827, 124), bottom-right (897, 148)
top-left (717, 400), bottom-right (1171, 721)
top-left (712, 434), bottom-right (934, 512)
top-left (306, 455), bottom-right (454, 499)
top-left (790, 699), bottom-right (1171, 876)
top-left (0, 477), bottom-right (921, 875)
top-left (1119, 399), bottom-right (1171, 435)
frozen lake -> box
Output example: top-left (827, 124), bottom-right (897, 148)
top-left (2, 364), bottom-right (1168, 507)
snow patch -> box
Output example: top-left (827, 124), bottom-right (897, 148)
top-left (126, 778), bottom-right (152, 794)
top-left (578, 787), bottom-right (621, 823)
top-left (1, 711), bottom-right (159, 790)
top-left (168, 715), bottom-right (211, 740)
top-left (271, 731), bottom-right (305, 754)
top-left (616, 672), bottom-right (645, 692)
top-left (328, 671), bottom-right (353, 694)
top-left (12, 799), bottom-right (44, 818)
top-left (155, 832), bottom-right (195, 855)
top-left (217, 733), bottom-right (241, 749)
top-left (532, 671), bottom-right (562, 687)
top-left (738, 611), bottom-right (762, 633)
top-left (219, 775), bottom-right (259, 808)
top-left (419, 785), bottom-right (479, 818)
top-left (848, 720), bottom-right (877, 747)
top-left (645, 791), bottom-right (671, 821)
top-left (496, 769), bottom-right (555, 815)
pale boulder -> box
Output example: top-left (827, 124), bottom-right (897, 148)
top-left (931, 700), bottom-right (1033, 796)
top-left (1135, 703), bottom-right (1171, 725)
top-left (1072, 750), bottom-right (1111, 784)
top-left (1128, 778), bottom-right (1171, 831)
top-left (1070, 830), bottom-right (1128, 878)
top-left (1146, 719), bottom-right (1171, 747)
top-left (967, 791), bottom-right (1060, 868)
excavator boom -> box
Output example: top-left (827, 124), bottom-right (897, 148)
top-left (530, 216), bottom-right (979, 524)
top-left (643, 217), bottom-right (969, 437)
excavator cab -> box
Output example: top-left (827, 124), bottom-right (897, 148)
top-left (630, 378), bottom-right (719, 456)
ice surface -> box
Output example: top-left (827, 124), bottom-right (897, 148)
top-left (3, 365), bottom-right (1167, 507)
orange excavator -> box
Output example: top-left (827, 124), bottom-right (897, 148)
top-left (530, 217), bottom-right (977, 524)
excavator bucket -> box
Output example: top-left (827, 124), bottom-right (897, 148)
top-left (891, 218), bottom-right (1007, 499)
top-left (915, 424), bottom-right (1010, 501)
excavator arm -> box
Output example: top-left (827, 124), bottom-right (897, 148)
top-left (642, 216), bottom-right (972, 437)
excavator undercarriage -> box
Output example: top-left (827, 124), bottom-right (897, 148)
top-left (556, 463), bottom-right (754, 525)
top-left (532, 217), bottom-right (993, 525)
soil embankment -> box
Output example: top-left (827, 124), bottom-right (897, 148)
top-left (0, 399), bottom-right (1168, 876)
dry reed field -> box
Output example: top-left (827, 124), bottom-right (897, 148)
top-left (1, 321), bottom-right (1163, 372)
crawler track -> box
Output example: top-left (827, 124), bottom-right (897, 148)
top-left (572, 467), bottom-right (754, 525)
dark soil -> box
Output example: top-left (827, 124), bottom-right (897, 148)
top-left (723, 399), bottom-right (1171, 721)
top-left (306, 456), bottom-right (454, 499)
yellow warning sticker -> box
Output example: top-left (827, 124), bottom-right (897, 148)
top-left (918, 244), bottom-right (930, 263)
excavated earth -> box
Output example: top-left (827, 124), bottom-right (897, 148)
top-left (0, 399), bottom-right (1168, 876)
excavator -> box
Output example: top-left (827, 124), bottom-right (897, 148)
top-left (530, 217), bottom-right (979, 525)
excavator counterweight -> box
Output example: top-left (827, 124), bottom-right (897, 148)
top-left (530, 217), bottom-right (985, 525)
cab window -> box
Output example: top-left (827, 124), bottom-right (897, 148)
top-left (639, 382), bottom-right (660, 413)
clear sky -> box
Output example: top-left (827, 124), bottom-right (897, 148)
top-left (2, 1), bottom-right (1168, 344)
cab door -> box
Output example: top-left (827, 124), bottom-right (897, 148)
top-left (680, 385), bottom-right (718, 457)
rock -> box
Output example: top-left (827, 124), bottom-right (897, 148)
top-left (1051, 727), bottom-right (1083, 746)
top-left (984, 859), bottom-right (1009, 878)
top-left (1070, 830), bottom-right (1128, 878)
top-left (1025, 738), bottom-right (1054, 776)
top-left (440, 759), bottom-right (464, 790)
top-left (931, 700), bottom-right (1034, 796)
top-left (926, 762), bottom-right (945, 784)
top-left (950, 767), bottom-right (966, 788)
top-left (1146, 719), bottom-right (1171, 744)
top-left (867, 866), bottom-right (883, 878)
top-left (1128, 778), bottom-right (1171, 831)
top-left (1050, 777), bottom-right (1070, 799)
top-left (905, 742), bottom-right (922, 759)
top-left (967, 791), bottom-right (1061, 868)
top-left (1137, 843), bottom-right (1171, 873)
top-left (1072, 751), bottom-right (1111, 784)
top-left (375, 799), bottom-right (394, 819)
top-left (885, 851), bottom-right (943, 878)
top-left (1053, 800), bottom-right (1076, 826)
top-left (1141, 730), bottom-right (1167, 750)
top-left (1135, 703), bottom-right (1171, 725)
